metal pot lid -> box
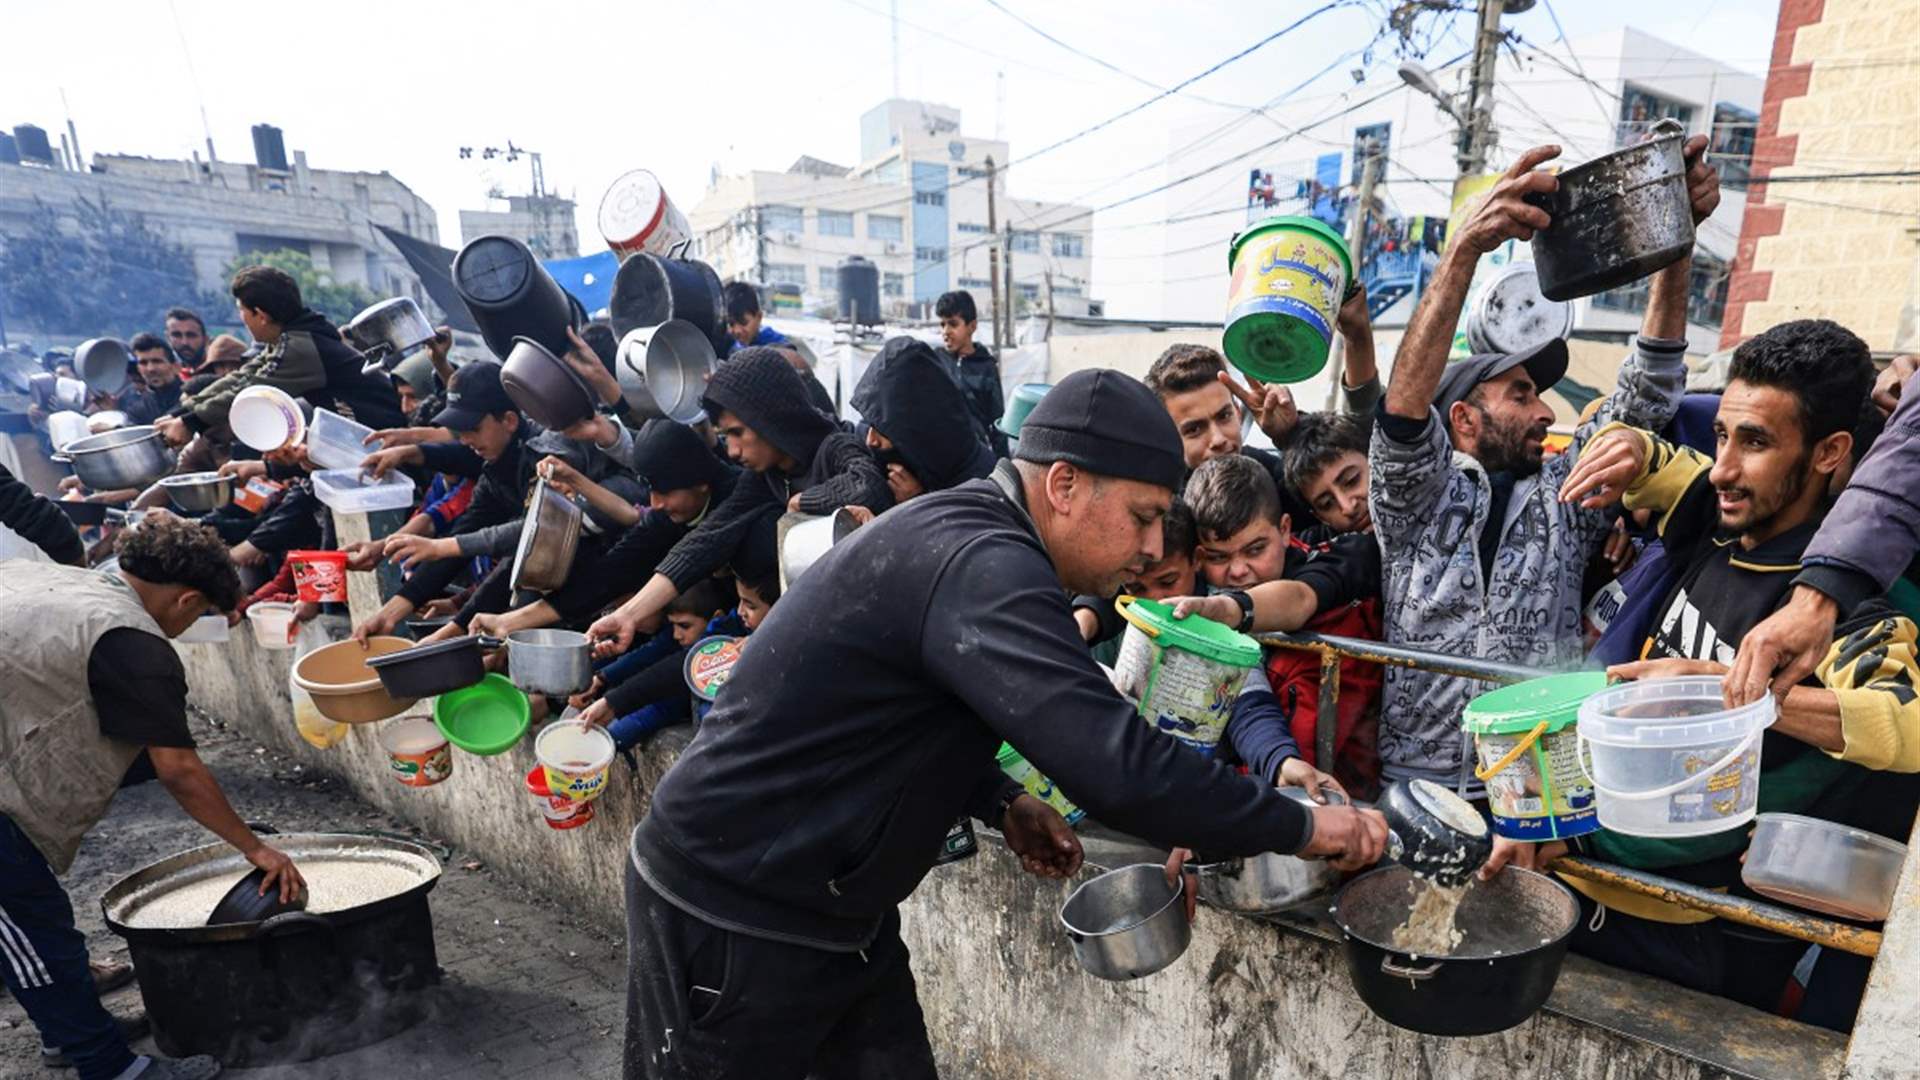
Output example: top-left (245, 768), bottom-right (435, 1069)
top-left (102, 833), bottom-right (441, 943)
top-left (1468, 263), bottom-right (1573, 357)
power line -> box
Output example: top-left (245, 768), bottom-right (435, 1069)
top-left (980, 0), bottom-right (1259, 112)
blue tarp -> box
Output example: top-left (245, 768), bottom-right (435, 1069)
top-left (543, 250), bottom-right (620, 320)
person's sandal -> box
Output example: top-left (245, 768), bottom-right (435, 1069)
top-left (91, 957), bottom-right (135, 995)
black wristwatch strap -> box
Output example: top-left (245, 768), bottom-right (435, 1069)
top-left (994, 785), bottom-right (1024, 827)
top-left (1227, 589), bottom-right (1256, 633)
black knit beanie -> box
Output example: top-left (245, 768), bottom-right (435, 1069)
top-left (1014, 369), bottom-right (1185, 492)
top-left (633, 418), bottom-right (726, 493)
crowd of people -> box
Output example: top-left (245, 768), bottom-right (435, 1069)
top-left (4, 135), bottom-right (1920, 1080)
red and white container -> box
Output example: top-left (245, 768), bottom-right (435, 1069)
top-left (598, 169), bottom-right (692, 262)
top-left (287, 550), bottom-right (349, 604)
top-left (525, 764), bottom-right (594, 830)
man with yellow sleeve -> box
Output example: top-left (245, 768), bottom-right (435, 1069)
top-left (1483, 319), bottom-right (1920, 1028)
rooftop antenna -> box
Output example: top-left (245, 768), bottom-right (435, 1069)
top-left (59, 88), bottom-right (82, 171)
top-left (167, 0), bottom-right (218, 162)
top-left (890, 0), bottom-right (901, 99)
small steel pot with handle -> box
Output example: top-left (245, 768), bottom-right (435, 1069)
top-left (54, 426), bottom-right (176, 491)
top-left (1193, 785), bottom-right (1343, 914)
top-left (1524, 117), bottom-right (1694, 301)
top-left (1059, 863), bottom-right (1191, 981)
top-left (506, 629), bottom-right (594, 697)
top-left (346, 297), bottom-right (437, 375)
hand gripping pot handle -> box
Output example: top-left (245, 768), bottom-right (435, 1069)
top-left (1575, 728), bottom-right (1759, 802)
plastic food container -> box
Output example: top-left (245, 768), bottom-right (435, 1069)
top-left (1111, 595), bottom-right (1261, 755)
top-left (434, 674), bottom-right (530, 756)
top-left (311, 469), bottom-right (416, 515)
top-left (997, 743), bottom-right (1084, 826)
top-left (535, 721), bottom-right (616, 803)
top-left (1576, 677), bottom-right (1775, 838)
top-left (177, 614), bottom-right (231, 644)
top-left (229, 385), bottom-right (306, 452)
top-left (306, 408), bottom-right (376, 471)
top-left (1222, 215), bottom-right (1353, 384)
top-left (1463, 671), bottom-right (1605, 842)
top-left (287, 550), bottom-right (350, 603)
top-left (683, 635), bottom-right (745, 703)
top-left (291, 636), bottom-right (418, 724)
top-left (378, 716), bottom-right (453, 788)
top-left (525, 765), bottom-right (594, 830)
top-left (245, 602), bottom-right (298, 650)
top-left (1743, 813), bottom-right (1908, 921)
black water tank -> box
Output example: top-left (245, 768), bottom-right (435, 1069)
top-left (837, 256), bottom-right (881, 326)
top-left (0, 133), bottom-right (18, 166)
top-left (13, 124), bottom-right (51, 164)
top-left (251, 124), bottom-right (288, 172)
top-left (452, 234), bottom-right (583, 360)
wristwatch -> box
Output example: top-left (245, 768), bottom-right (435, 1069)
top-left (1224, 589), bottom-right (1256, 633)
top-left (994, 785), bottom-right (1025, 828)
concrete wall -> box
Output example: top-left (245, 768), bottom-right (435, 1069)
top-left (174, 604), bottom-right (1842, 1080)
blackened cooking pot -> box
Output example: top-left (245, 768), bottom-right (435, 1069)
top-left (101, 833), bottom-right (442, 1066)
top-left (453, 234), bottom-right (585, 361)
top-left (1332, 865), bottom-right (1578, 1037)
top-left (1524, 117), bottom-right (1695, 302)
top-left (609, 251), bottom-right (729, 356)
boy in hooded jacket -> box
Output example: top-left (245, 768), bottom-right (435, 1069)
top-left (851, 336), bottom-right (996, 505)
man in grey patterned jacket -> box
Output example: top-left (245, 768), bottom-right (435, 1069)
top-left (1369, 140), bottom-right (1720, 795)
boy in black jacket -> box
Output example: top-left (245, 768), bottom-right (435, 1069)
top-left (851, 336), bottom-right (996, 505)
top-left (935, 290), bottom-right (1009, 458)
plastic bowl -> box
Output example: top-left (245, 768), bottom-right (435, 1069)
top-left (434, 674), bottom-right (531, 756)
top-left (246, 602), bottom-right (298, 650)
top-left (291, 636), bottom-right (419, 724)
top-left (229, 385), bottom-right (306, 452)
top-left (1742, 813), bottom-right (1908, 921)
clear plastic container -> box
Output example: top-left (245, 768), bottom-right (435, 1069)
top-left (1743, 813), bottom-right (1907, 921)
top-left (306, 408), bottom-right (375, 471)
top-left (1576, 677), bottom-right (1774, 838)
top-left (246, 601), bottom-right (298, 650)
top-left (177, 614), bottom-right (231, 644)
top-left (311, 469), bottom-right (416, 514)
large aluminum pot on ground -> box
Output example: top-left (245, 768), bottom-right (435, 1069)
top-left (1332, 865), bottom-right (1579, 1036)
top-left (1524, 118), bottom-right (1694, 302)
top-left (608, 251), bottom-right (729, 356)
top-left (75, 337), bottom-right (134, 397)
top-left (510, 476), bottom-right (583, 594)
top-left (452, 233), bottom-right (585, 360)
top-left (100, 833), bottom-right (442, 1066)
top-left (777, 507), bottom-right (861, 593)
top-left (616, 320), bottom-right (718, 424)
top-left (54, 425), bottom-right (175, 491)
top-left (345, 297), bottom-right (437, 375)
top-left (501, 336), bottom-right (598, 431)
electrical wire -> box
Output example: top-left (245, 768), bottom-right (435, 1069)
top-left (980, 0), bottom-right (1257, 112)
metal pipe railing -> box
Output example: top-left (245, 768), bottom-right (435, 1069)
top-left (1250, 629), bottom-right (1881, 957)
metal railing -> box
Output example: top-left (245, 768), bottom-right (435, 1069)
top-left (1253, 630), bottom-right (1883, 957)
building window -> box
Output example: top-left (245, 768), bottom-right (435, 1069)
top-left (958, 277), bottom-right (992, 289)
top-left (1050, 233), bottom-right (1085, 258)
top-left (762, 205), bottom-right (804, 233)
top-left (1617, 87), bottom-right (1694, 147)
top-left (764, 263), bottom-right (807, 287)
top-left (915, 246), bottom-right (947, 263)
top-left (1591, 246), bottom-right (1727, 328)
top-left (914, 190), bottom-right (946, 207)
top-left (817, 209), bottom-right (854, 237)
top-left (818, 265), bottom-right (839, 287)
top-left (882, 272), bottom-right (905, 297)
top-left (1710, 102), bottom-right (1757, 186)
top-left (1057, 284), bottom-right (1084, 297)
top-left (1012, 231), bottom-right (1040, 254)
top-left (868, 214), bottom-right (903, 241)
top-left (957, 222), bottom-right (990, 234)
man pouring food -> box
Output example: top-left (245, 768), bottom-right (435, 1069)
top-left (0, 513), bottom-right (304, 1080)
top-left (616, 368), bottom-right (1389, 1079)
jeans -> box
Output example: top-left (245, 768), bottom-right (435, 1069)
top-left (622, 858), bottom-right (938, 1080)
top-left (0, 815), bottom-right (135, 1080)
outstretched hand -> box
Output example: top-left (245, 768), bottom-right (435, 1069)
top-left (1001, 794), bottom-right (1083, 880)
top-left (1218, 371), bottom-right (1298, 445)
top-left (1454, 145), bottom-right (1561, 255)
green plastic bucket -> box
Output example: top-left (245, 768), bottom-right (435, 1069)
top-left (1222, 215), bottom-right (1353, 384)
top-left (998, 382), bottom-right (1053, 438)
top-left (997, 743), bottom-right (1084, 825)
top-left (1112, 595), bottom-right (1262, 755)
top-left (433, 673), bottom-right (531, 756)
top-left (1462, 671), bottom-right (1606, 841)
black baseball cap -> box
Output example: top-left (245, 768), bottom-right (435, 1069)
top-left (1434, 338), bottom-right (1569, 430)
top-left (433, 361), bottom-right (516, 432)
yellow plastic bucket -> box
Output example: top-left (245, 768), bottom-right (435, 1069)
top-left (1223, 215), bottom-right (1352, 384)
top-left (535, 721), bottom-right (616, 803)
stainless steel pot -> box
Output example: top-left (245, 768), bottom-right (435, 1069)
top-left (509, 477), bottom-right (583, 593)
top-left (1525, 118), bottom-right (1694, 302)
top-left (777, 508), bottom-right (861, 593)
top-left (158, 471), bottom-right (234, 513)
top-left (1465, 263), bottom-right (1572, 356)
top-left (501, 336), bottom-right (597, 431)
top-left (346, 297), bottom-right (437, 375)
top-left (1193, 786), bottom-right (1344, 914)
top-left (55, 425), bottom-right (175, 491)
top-left (616, 320), bottom-right (717, 423)
top-left (1060, 863), bottom-right (1192, 981)
top-left (75, 337), bottom-right (133, 397)
top-left (506, 628), bottom-right (593, 696)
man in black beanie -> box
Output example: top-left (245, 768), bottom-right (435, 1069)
top-left (587, 347), bottom-right (889, 654)
top-left (619, 367), bottom-right (1389, 1080)
top-left (851, 336), bottom-right (996, 505)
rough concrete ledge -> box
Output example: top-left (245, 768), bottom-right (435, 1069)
top-left (176, 633), bottom-right (1844, 1080)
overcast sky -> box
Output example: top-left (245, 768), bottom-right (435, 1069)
top-left (3, 0), bottom-right (1777, 313)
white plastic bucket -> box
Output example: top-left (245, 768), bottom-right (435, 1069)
top-left (1576, 677), bottom-right (1774, 838)
top-left (247, 601), bottom-right (298, 650)
top-left (598, 169), bottom-right (692, 261)
top-left (230, 385), bottom-right (306, 451)
top-left (535, 721), bottom-right (616, 803)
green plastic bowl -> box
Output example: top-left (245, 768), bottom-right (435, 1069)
top-left (433, 674), bottom-right (530, 756)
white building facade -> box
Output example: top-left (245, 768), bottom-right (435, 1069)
top-left (690, 100), bottom-right (1095, 322)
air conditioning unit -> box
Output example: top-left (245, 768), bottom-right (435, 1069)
top-left (884, 242), bottom-right (900, 255)
top-left (781, 231), bottom-right (799, 244)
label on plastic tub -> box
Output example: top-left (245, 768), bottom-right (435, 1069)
top-left (684, 636), bottom-right (745, 702)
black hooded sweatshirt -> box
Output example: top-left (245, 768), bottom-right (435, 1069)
top-left (632, 461), bottom-right (1314, 951)
top-left (652, 348), bottom-right (890, 592)
top-left (851, 337), bottom-right (996, 493)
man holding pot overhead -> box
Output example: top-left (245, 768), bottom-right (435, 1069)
top-left (0, 513), bottom-right (305, 1080)
top-left (620, 368), bottom-right (1389, 1080)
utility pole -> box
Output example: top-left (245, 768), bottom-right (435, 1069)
top-left (1326, 141), bottom-right (1381, 409)
top-left (1043, 269), bottom-right (1055, 342)
top-left (1002, 224), bottom-right (1015, 348)
top-left (986, 157), bottom-right (1003, 352)
top-left (1457, 0), bottom-right (1507, 177)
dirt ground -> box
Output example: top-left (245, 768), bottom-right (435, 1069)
top-left (0, 708), bottom-right (629, 1079)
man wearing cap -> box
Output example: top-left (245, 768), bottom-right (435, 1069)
top-left (1370, 141), bottom-right (1718, 796)
top-left (620, 368), bottom-right (1390, 1080)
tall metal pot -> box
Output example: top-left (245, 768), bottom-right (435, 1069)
top-left (1525, 118), bottom-right (1694, 301)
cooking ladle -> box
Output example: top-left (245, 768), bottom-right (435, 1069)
top-left (1375, 779), bottom-right (1494, 888)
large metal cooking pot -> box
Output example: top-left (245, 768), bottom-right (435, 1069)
top-left (1525, 118), bottom-right (1694, 302)
top-left (453, 233), bottom-right (585, 360)
top-left (609, 252), bottom-right (729, 355)
top-left (616, 320), bottom-right (718, 423)
top-left (1465, 262), bottom-right (1572, 356)
top-left (101, 833), bottom-right (442, 1066)
top-left (506, 628), bottom-right (594, 696)
top-left (501, 336), bottom-right (597, 431)
top-left (75, 337), bottom-right (134, 397)
top-left (510, 476), bottom-right (583, 593)
top-left (1332, 865), bottom-right (1578, 1036)
top-left (159, 471), bottom-right (235, 514)
top-left (1059, 863), bottom-right (1192, 981)
top-left (346, 297), bottom-right (437, 375)
top-left (777, 508), bottom-right (862, 593)
top-left (1193, 786), bottom-right (1343, 914)
top-left (54, 425), bottom-right (175, 491)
